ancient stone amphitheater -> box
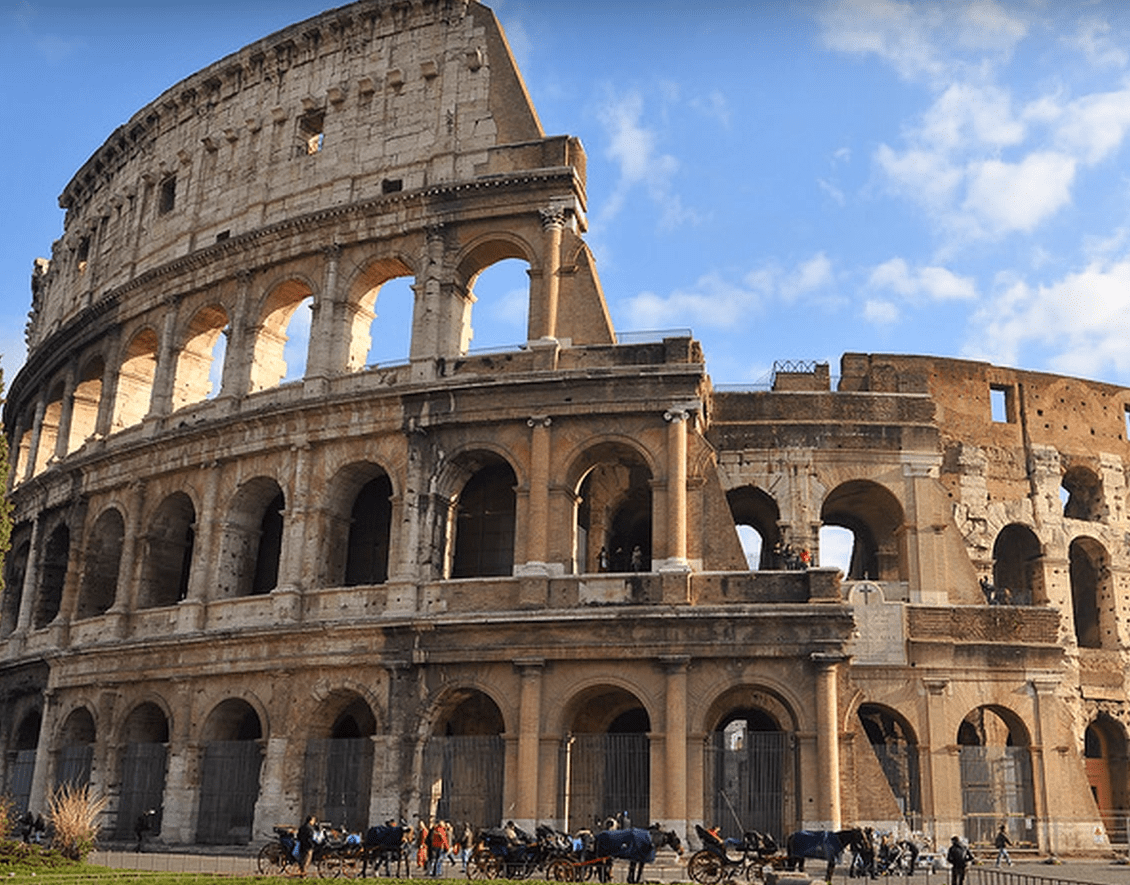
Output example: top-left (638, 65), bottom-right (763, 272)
top-left (2, 0), bottom-right (1126, 856)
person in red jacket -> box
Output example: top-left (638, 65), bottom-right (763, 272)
top-left (428, 820), bottom-right (450, 877)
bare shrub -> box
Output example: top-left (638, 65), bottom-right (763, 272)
top-left (47, 783), bottom-right (108, 861)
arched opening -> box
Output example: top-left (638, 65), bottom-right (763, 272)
top-left (10, 710), bottom-right (40, 814)
top-left (347, 257), bottom-right (415, 369)
top-left (115, 702), bottom-right (170, 841)
top-left (196, 699), bottom-right (263, 844)
top-left (992, 524), bottom-right (1041, 606)
top-left (820, 480), bottom-right (905, 581)
top-left (250, 280), bottom-right (313, 391)
top-left (68, 356), bottom-right (105, 452)
top-left (1, 538), bottom-right (29, 636)
top-left (139, 493), bottom-right (196, 608)
top-left (1062, 465), bottom-right (1104, 522)
top-left (450, 456), bottom-right (517, 579)
top-left (304, 693), bottom-right (377, 831)
top-left (562, 686), bottom-right (650, 832)
top-left (422, 690), bottom-right (505, 826)
top-left (1084, 715), bottom-right (1129, 845)
top-left (113, 328), bottom-right (159, 430)
top-left (857, 704), bottom-right (921, 826)
top-left (574, 445), bottom-right (654, 574)
top-left (217, 478), bottom-right (285, 598)
top-left (32, 379), bottom-right (65, 475)
top-left (1070, 537), bottom-right (1111, 649)
top-left (818, 525), bottom-right (854, 575)
top-left (172, 304), bottom-right (229, 410)
top-left (55, 707), bottom-right (95, 789)
top-left (13, 403), bottom-right (35, 484)
top-left (726, 487), bottom-right (781, 570)
top-left (464, 258), bottom-right (530, 353)
top-left (34, 524), bottom-right (70, 629)
top-left (957, 706), bottom-right (1035, 848)
top-left (345, 475), bottom-right (393, 586)
top-left (76, 508), bottom-right (124, 619)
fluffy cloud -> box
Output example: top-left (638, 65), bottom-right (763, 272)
top-left (868, 258), bottom-right (978, 301)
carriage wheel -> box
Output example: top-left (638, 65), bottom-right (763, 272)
top-left (336, 848), bottom-right (362, 879)
top-left (467, 848), bottom-right (501, 879)
top-left (317, 852), bottom-right (343, 878)
top-left (257, 841), bottom-right (289, 876)
top-left (688, 850), bottom-right (724, 885)
top-left (547, 858), bottom-right (576, 881)
top-left (744, 861), bottom-right (769, 882)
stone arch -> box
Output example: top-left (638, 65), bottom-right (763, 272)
top-left (303, 689), bottom-right (379, 832)
top-left (420, 687), bottom-right (506, 826)
top-left (440, 450), bottom-right (519, 579)
top-left (702, 685), bottom-right (798, 841)
top-left (250, 278), bottom-right (315, 392)
top-left (55, 706), bottom-right (95, 789)
top-left (1084, 714), bottom-right (1129, 844)
top-left (13, 401), bottom-right (36, 484)
top-left (10, 709), bottom-right (41, 814)
top-left (138, 492), bottom-right (196, 608)
top-left (67, 353), bottom-right (105, 452)
top-left (559, 683), bottom-right (652, 832)
top-left (454, 233), bottom-right (538, 354)
top-left (344, 255), bottom-right (415, 371)
top-left (172, 302), bottom-right (229, 410)
top-left (727, 486), bottom-right (782, 570)
top-left (957, 705), bottom-right (1035, 848)
top-left (33, 377), bottom-right (66, 476)
top-left (197, 698), bottom-right (264, 845)
top-left (820, 479), bottom-right (906, 581)
top-left (856, 703), bottom-right (921, 825)
top-left (34, 522), bottom-right (70, 629)
top-left (2, 536), bottom-right (30, 636)
top-left (217, 477), bottom-right (285, 598)
top-left (323, 461), bottom-right (395, 588)
top-left (114, 701), bottom-right (171, 841)
top-left (567, 440), bottom-right (656, 574)
top-left (991, 523), bottom-right (1042, 606)
top-left (76, 507), bottom-right (124, 619)
top-left (112, 327), bottom-right (159, 430)
top-left (1062, 464), bottom-right (1104, 522)
top-left (1070, 536), bottom-right (1112, 649)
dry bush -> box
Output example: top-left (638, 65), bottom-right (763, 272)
top-left (47, 782), bottom-right (108, 861)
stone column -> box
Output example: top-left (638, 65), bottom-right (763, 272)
top-left (147, 297), bottom-right (180, 418)
top-left (1029, 677), bottom-right (1056, 855)
top-left (518, 416), bottom-right (553, 575)
top-left (514, 658), bottom-right (545, 832)
top-left (921, 677), bottom-right (956, 838)
top-left (23, 396), bottom-right (46, 482)
top-left (306, 244), bottom-right (341, 380)
top-left (221, 271), bottom-right (253, 398)
top-left (106, 480), bottom-right (148, 635)
top-left (94, 345), bottom-right (119, 438)
top-left (273, 445), bottom-right (310, 619)
top-left (53, 364), bottom-right (77, 461)
top-left (662, 656), bottom-right (689, 838)
top-left (14, 517), bottom-right (42, 635)
top-left (179, 461), bottom-right (221, 629)
top-left (812, 652), bottom-right (844, 829)
top-left (657, 409), bottom-right (689, 571)
top-left (533, 207), bottom-right (567, 340)
top-left (27, 687), bottom-right (60, 817)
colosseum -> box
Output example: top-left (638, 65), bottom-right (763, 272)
top-left (2, 0), bottom-right (1127, 858)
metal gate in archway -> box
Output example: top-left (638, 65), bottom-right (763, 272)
top-left (305, 737), bottom-right (374, 832)
top-left (114, 742), bottom-right (167, 840)
top-left (421, 735), bottom-right (504, 826)
top-left (562, 733), bottom-right (650, 833)
top-left (960, 746), bottom-right (1036, 847)
top-left (196, 740), bottom-right (262, 844)
top-left (704, 731), bottom-right (795, 842)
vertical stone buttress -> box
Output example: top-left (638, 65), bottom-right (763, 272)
top-left (659, 409), bottom-right (689, 570)
top-left (520, 416), bottom-right (552, 574)
top-left (148, 297), bottom-right (179, 418)
top-left (52, 363), bottom-right (77, 461)
top-left (662, 656), bottom-right (689, 837)
top-left (514, 658), bottom-right (544, 831)
top-left (812, 652), bottom-right (844, 828)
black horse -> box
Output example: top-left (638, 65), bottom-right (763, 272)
top-left (594, 824), bottom-right (683, 883)
top-left (785, 827), bottom-right (871, 883)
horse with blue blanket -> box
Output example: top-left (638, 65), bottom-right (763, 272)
top-left (594, 824), bottom-right (683, 883)
top-left (785, 828), bottom-right (871, 883)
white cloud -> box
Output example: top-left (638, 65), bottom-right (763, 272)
top-left (863, 299), bottom-right (900, 325)
top-left (1064, 18), bottom-right (1130, 69)
top-left (962, 151), bottom-right (1076, 235)
top-left (868, 257), bottom-right (978, 301)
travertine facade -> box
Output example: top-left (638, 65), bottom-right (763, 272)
top-left (2, 0), bottom-right (1126, 856)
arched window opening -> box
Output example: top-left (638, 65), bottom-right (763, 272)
top-left (34, 525), bottom-right (70, 629)
top-left (68, 356), bottom-right (105, 452)
top-left (113, 329), bottom-right (159, 430)
top-left (707, 708), bottom-right (789, 840)
top-left (957, 707), bottom-right (1035, 848)
top-left (56, 707), bottom-right (95, 789)
top-left (573, 446), bottom-right (654, 574)
top-left (10, 711), bottom-right (41, 814)
top-left (818, 526), bottom-right (854, 575)
top-left (115, 703), bottom-right (169, 841)
top-left (305, 694), bottom-right (377, 832)
top-left (1, 539), bottom-right (29, 636)
top-left (76, 509), bottom-right (124, 619)
top-left (253, 493), bottom-right (285, 594)
top-left (1062, 465), bottom-right (1104, 522)
top-left (465, 258), bottom-right (530, 353)
top-left (197, 699), bottom-right (263, 845)
top-left (857, 704), bottom-right (921, 824)
top-left (139, 493), bottom-right (196, 608)
top-left (450, 459), bottom-right (517, 578)
top-left (563, 687), bottom-right (650, 833)
top-left (422, 691), bottom-right (504, 826)
top-left (217, 478), bottom-right (286, 598)
top-left (820, 480), bottom-right (905, 581)
top-left (346, 258), bottom-right (414, 369)
top-left (1084, 716), bottom-right (1129, 844)
top-left (345, 475), bottom-right (392, 586)
top-left (1070, 537), bottom-right (1111, 649)
top-left (33, 380), bottom-right (65, 476)
top-left (991, 524), bottom-right (1041, 606)
top-left (172, 304), bottom-right (229, 410)
top-left (250, 281), bottom-right (313, 391)
top-left (726, 487), bottom-right (781, 570)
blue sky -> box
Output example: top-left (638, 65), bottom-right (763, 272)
top-left (5, 0), bottom-right (1130, 392)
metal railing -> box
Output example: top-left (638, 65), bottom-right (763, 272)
top-left (973, 867), bottom-right (1113, 885)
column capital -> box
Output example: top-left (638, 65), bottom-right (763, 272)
top-left (527, 415), bottom-right (552, 428)
top-left (659, 654), bottom-right (690, 673)
top-left (513, 657), bottom-right (546, 675)
top-left (539, 206), bottom-right (570, 230)
top-left (664, 409), bottom-right (689, 423)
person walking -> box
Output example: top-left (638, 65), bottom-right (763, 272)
top-left (428, 819), bottom-right (450, 877)
top-left (297, 815), bottom-right (319, 877)
top-left (946, 836), bottom-right (974, 885)
top-left (994, 825), bottom-right (1013, 866)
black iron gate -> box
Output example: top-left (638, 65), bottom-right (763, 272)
top-left (115, 742), bottom-right (167, 840)
top-left (196, 740), bottom-right (262, 844)
top-left (704, 730), bottom-right (794, 842)
top-left (8, 749), bottom-right (34, 815)
top-left (55, 745), bottom-right (93, 789)
top-left (960, 746), bottom-right (1036, 847)
top-left (421, 735), bottom-right (504, 826)
top-left (562, 733), bottom-right (649, 833)
top-left (304, 737), bottom-right (373, 831)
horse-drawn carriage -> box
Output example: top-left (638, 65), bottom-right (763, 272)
top-left (686, 824), bottom-right (779, 883)
top-left (466, 823), bottom-right (577, 879)
top-left (257, 823), bottom-right (366, 878)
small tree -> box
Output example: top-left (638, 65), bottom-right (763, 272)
top-left (47, 783), bottom-right (108, 861)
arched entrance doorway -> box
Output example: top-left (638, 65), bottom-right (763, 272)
top-left (957, 706), bottom-right (1035, 848)
top-left (115, 702), bottom-right (169, 840)
top-left (304, 693), bottom-right (376, 832)
top-left (1084, 715), bottom-right (1129, 845)
top-left (196, 699), bottom-right (263, 844)
top-left (421, 690), bottom-right (505, 826)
